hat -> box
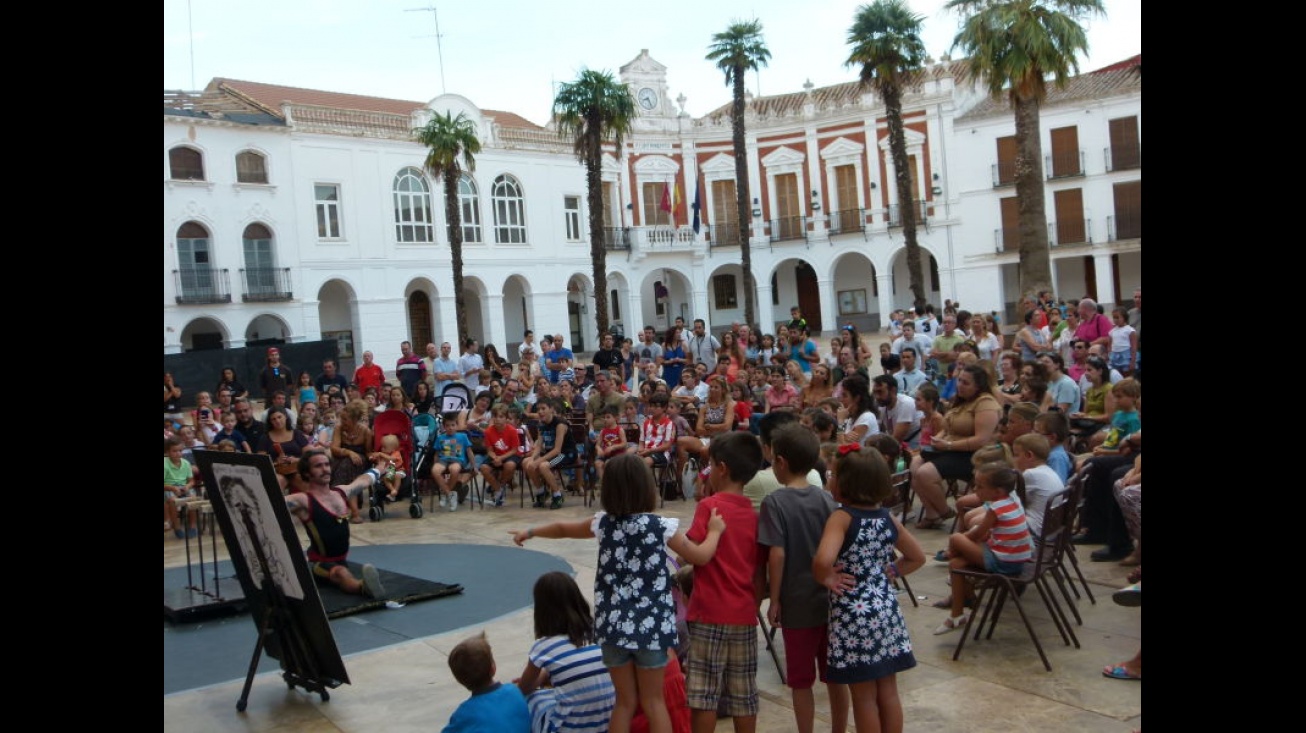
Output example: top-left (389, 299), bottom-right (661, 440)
top-left (267, 347), bottom-right (280, 355)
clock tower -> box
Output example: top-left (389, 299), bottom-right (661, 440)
top-left (620, 49), bottom-right (673, 121)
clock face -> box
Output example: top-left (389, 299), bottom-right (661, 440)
top-left (638, 87), bottom-right (657, 111)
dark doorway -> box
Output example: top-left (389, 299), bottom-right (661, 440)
top-left (795, 262), bottom-right (822, 334)
top-left (408, 291), bottom-right (434, 349)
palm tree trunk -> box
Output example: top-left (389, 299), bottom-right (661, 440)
top-left (443, 168), bottom-right (469, 348)
top-left (1013, 92), bottom-right (1053, 302)
top-left (884, 84), bottom-right (926, 312)
top-left (731, 65), bottom-right (757, 331)
top-left (585, 119), bottom-right (610, 342)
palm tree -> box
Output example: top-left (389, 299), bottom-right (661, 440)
top-left (946, 0), bottom-right (1104, 300)
top-left (415, 110), bottom-right (481, 348)
top-left (707, 19), bottom-right (770, 331)
top-left (553, 69), bottom-right (637, 342)
top-left (847, 0), bottom-right (928, 313)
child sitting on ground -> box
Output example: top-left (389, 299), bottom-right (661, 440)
top-left (442, 632), bottom-right (530, 733)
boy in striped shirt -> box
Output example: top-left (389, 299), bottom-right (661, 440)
top-left (934, 463), bottom-right (1032, 634)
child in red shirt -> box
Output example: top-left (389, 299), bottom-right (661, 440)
top-left (479, 404), bottom-right (521, 507)
top-left (593, 406), bottom-right (627, 486)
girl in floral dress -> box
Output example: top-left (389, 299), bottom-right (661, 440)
top-left (813, 446), bottom-right (925, 733)
top-left (511, 453), bottom-right (725, 733)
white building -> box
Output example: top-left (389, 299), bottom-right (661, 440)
top-left (163, 50), bottom-right (1140, 369)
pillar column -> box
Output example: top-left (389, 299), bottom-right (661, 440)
top-left (817, 278), bottom-right (836, 337)
top-left (485, 292), bottom-right (506, 352)
top-left (1092, 251), bottom-right (1118, 309)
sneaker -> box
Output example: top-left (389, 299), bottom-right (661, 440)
top-left (1112, 583), bottom-right (1141, 607)
top-left (173, 529), bottom-right (186, 540)
top-left (360, 563), bottom-right (385, 599)
top-left (448, 494), bottom-right (459, 512)
top-left (494, 488), bottom-right (506, 507)
top-left (186, 527), bottom-right (198, 539)
top-left (438, 493), bottom-right (448, 509)
top-left (533, 493), bottom-right (547, 508)
top-left (550, 494), bottom-right (564, 510)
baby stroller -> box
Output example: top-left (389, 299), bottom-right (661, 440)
top-left (410, 411), bottom-right (439, 516)
top-left (371, 410), bottom-right (417, 520)
top-left (438, 382), bottom-right (472, 414)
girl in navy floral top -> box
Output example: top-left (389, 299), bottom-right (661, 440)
top-left (511, 453), bottom-right (726, 733)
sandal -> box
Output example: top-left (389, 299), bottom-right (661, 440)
top-left (1127, 567), bottom-right (1142, 585)
top-left (933, 610), bottom-right (971, 635)
top-left (916, 517), bottom-right (945, 530)
top-left (934, 549), bottom-right (950, 562)
top-left (1102, 664), bottom-right (1141, 681)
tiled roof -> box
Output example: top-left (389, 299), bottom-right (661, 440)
top-left (698, 62), bottom-right (969, 124)
top-left (180, 78), bottom-right (545, 130)
top-left (956, 55), bottom-right (1141, 121)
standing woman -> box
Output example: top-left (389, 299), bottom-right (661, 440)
top-left (910, 364), bottom-right (1001, 529)
top-left (164, 372), bottom-right (185, 424)
top-left (330, 399), bottom-right (374, 523)
top-left (842, 324), bottom-right (875, 365)
top-left (659, 326), bottom-right (688, 392)
top-left (719, 331), bottom-right (747, 379)
top-left (744, 330), bottom-right (762, 366)
top-left (968, 316), bottom-right (1002, 361)
top-left (214, 367), bottom-right (248, 401)
top-left (619, 337), bottom-right (636, 388)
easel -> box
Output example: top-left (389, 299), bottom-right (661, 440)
top-left (236, 510), bottom-right (340, 712)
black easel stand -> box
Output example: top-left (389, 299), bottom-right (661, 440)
top-left (235, 514), bottom-right (340, 712)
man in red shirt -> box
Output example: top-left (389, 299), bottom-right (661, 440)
top-left (353, 350), bottom-right (385, 398)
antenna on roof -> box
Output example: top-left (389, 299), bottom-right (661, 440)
top-left (406, 5), bottom-right (447, 94)
top-left (187, 0), bottom-right (196, 90)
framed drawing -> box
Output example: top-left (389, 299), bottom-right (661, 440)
top-left (838, 289), bottom-right (868, 316)
top-left (322, 330), bottom-right (353, 359)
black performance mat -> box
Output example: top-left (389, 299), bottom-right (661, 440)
top-left (321, 561), bottom-right (463, 618)
top-left (164, 543), bottom-right (571, 695)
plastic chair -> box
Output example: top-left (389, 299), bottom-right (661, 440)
top-left (950, 496), bottom-right (1080, 671)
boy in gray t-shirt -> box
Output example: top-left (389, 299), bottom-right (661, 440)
top-left (757, 424), bottom-right (850, 733)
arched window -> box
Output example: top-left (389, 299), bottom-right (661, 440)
top-left (169, 146), bottom-right (205, 181)
top-left (459, 174), bottom-right (482, 244)
top-left (491, 174), bottom-right (527, 244)
top-left (236, 150), bottom-right (268, 184)
top-left (243, 223), bottom-right (277, 295)
top-left (177, 222), bottom-right (213, 291)
top-left (394, 168), bottom-right (434, 243)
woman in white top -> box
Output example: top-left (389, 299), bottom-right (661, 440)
top-left (969, 316), bottom-right (1002, 361)
top-left (836, 373), bottom-right (880, 447)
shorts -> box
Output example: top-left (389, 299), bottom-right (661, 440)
top-left (600, 644), bottom-right (668, 670)
top-left (310, 560), bottom-right (347, 582)
top-left (486, 455), bottom-right (521, 468)
top-left (546, 453), bottom-right (577, 468)
top-left (982, 546), bottom-right (1026, 576)
top-left (685, 622), bottom-right (759, 716)
top-left (647, 451), bottom-right (669, 467)
top-left (1109, 350), bottom-right (1131, 370)
top-left (164, 487), bottom-right (197, 502)
top-left (780, 626), bottom-right (829, 689)
top-left (436, 458), bottom-right (469, 470)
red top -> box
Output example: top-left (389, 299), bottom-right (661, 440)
top-left (482, 424), bottom-right (520, 458)
top-left (686, 491), bottom-right (762, 626)
top-left (353, 363), bottom-right (385, 395)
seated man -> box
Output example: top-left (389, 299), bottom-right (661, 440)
top-left (285, 448), bottom-right (386, 598)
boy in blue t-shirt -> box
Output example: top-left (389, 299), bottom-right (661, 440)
top-left (1034, 410), bottom-right (1073, 483)
top-left (1095, 378), bottom-right (1141, 454)
top-left (433, 411), bottom-right (474, 512)
top-left (442, 632), bottom-right (529, 733)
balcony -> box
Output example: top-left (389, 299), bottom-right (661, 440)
top-left (1105, 143), bottom-right (1142, 172)
top-left (173, 267), bottom-right (232, 304)
top-left (993, 228), bottom-right (1019, 253)
top-left (1108, 212), bottom-right (1141, 241)
top-left (992, 161), bottom-right (1017, 187)
top-left (1049, 220), bottom-right (1092, 247)
top-left (827, 208), bottom-right (864, 235)
top-left (240, 267), bottom-right (294, 302)
top-left (636, 225), bottom-right (696, 249)
top-left (707, 223), bottom-right (741, 248)
top-left (1045, 150), bottom-right (1085, 179)
top-left (887, 201), bottom-right (929, 228)
top-left (602, 226), bottom-right (630, 251)
top-left (769, 216), bottom-right (807, 243)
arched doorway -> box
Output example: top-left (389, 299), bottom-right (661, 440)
top-left (408, 291), bottom-right (434, 350)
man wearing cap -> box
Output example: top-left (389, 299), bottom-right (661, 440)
top-left (258, 347), bottom-right (293, 402)
top-left (352, 350), bottom-right (385, 398)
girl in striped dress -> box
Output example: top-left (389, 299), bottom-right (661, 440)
top-left (933, 463), bottom-right (1032, 634)
top-left (516, 572), bottom-right (616, 733)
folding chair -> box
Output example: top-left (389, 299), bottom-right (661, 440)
top-left (757, 606), bottom-right (786, 684)
top-left (951, 496), bottom-right (1080, 671)
top-left (1054, 467), bottom-right (1097, 612)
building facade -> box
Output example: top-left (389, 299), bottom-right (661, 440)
top-left (163, 50), bottom-right (1140, 369)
